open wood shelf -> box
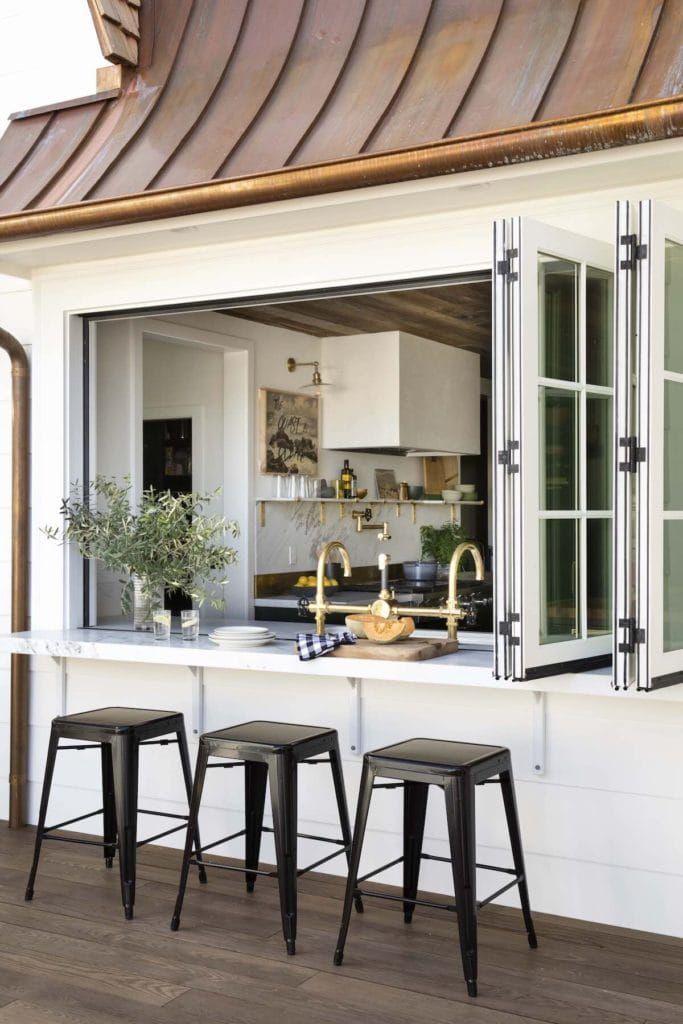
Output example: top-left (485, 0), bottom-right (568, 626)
top-left (256, 497), bottom-right (484, 526)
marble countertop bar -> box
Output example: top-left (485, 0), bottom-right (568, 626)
top-left (2, 626), bottom-right (675, 700)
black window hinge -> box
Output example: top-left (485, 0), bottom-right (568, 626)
top-left (620, 234), bottom-right (648, 270)
top-left (618, 617), bottom-right (645, 654)
top-left (499, 613), bottom-right (520, 646)
top-left (497, 439), bottom-right (519, 473)
top-left (618, 436), bottom-right (646, 473)
top-left (497, 247), bottom-right (519, 282)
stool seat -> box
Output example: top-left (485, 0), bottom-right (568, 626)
top-left (56, 706), bottom-right (181, 733)
top-left (369, 738), bottom-right (508, 773)
top-left (204, 720), bottom-right (336, 749)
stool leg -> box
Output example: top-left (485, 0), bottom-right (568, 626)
top-left (244, 759), bottom-right (268, 893)
top-left (268, 753), bottom-right (298, 955)
top-left (101, 743), bottom-right (116, 869)
top-left (444, 777), bottom-right (478, 997)
top-left (334, 759), bottom-right (375, 966)
top-left (25, 724), bottom-right (59, 901)
top-left (176, 726), bottom-right (207, 884)
top-left (171, 739), bottom-right (209, 931)
top-left (111, 733), bottom-right (139, 921)
top-left (500, 765), bottom-right (537, 949)
top-left (403, 781), bottom-right (428, 923)
top-left (329, 739), bottom-right (363, 913)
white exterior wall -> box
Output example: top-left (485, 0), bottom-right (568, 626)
top-left (0, 129), bottom-right (683, 938)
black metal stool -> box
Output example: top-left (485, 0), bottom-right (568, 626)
top-left (25, 707), bottom-right (206, 919)
top-left (171, 720), bottom-right (361, 954)
top-left (334, 738), bottom-right (537, 997)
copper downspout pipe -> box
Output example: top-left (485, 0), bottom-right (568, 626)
top-left (0, 329), bottom-right (29, 828)
top-left (0, 96), bottom-right (680, 243)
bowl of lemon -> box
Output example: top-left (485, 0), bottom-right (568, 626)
top-left (293, 574), bottom-right (339, 598)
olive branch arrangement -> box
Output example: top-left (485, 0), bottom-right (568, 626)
top-left (44, 476), bottom-right (239, 613)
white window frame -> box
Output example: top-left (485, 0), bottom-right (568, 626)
top-left (494, 217), bottom-right (614, 680)
top-left (616, 200), bottom-right (683, 690)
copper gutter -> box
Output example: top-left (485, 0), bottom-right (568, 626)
top-left (0, 96), bottom-right (681, 243)
top-left (0, 329), bottom-right (29, 828)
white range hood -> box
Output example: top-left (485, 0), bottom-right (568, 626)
top-left (320, 331), bottom-right (481, 455)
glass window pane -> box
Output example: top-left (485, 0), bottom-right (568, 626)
top-left (664, 379), bottom-right (683, 511)
top-left (665, 240), bottom-right (683, 374)
top-left (539, 387), bottom-right (577, 511)
top-left (587, 394), bottom-right (613, 510)
top-left (586, 267), bottom-right (613, 386)
top-left (587, 519), bottom-right (611, 636)
top-left (540, 519), bottom-right (579, 644)
top-left (663, 520), bottom-right (683, 652)
top-left (539, 255), bottom-right (578, 381)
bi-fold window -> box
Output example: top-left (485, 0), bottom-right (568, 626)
top-left (493, 201), bottom-right (683, 690)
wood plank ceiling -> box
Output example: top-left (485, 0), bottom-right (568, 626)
top-left (223, 280), bottom-right (493, 375)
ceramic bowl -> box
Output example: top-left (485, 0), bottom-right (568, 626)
top-left (459, 483), bottom-right (476, 494)
top-left (408, 485), bottom-right (424, 500)
top-left (442, 489), bottom-right (461, 502)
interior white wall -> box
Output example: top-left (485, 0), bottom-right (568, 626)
top-left (94, 320), bottom-right (142, 618)
top-left (3, 150), bottom-right (683, 938)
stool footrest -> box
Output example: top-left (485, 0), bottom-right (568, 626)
top-left (261, 826), bottom-right (346, 846)
top-left (44, 834), bottom-right (108, 848)
top-left (137, 823), bottom-right (189, 847)
top-left (42, 808), bottom-right (104, 833)
top-left (421, 852), bottom-right (518, 876)
top-left (357, 855), bottom-right (404, 884)
top-left (477, 876), bottom-right (523, 908)
top-left (355, 888), bottom-right (457, 913)
top-left (207, 761), bottom-right (246, 769)
top-left (138, 808), bottom-right (189, 821)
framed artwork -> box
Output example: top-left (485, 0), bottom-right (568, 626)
top-left (259, 387), bottom-right (320, 476)
top-left (375, 468), bottom-right (399, 499)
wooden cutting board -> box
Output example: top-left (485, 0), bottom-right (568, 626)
top-left (330, 638), bottom-right (459, 661)
top-left (423, 455), bottom-right (459, 495)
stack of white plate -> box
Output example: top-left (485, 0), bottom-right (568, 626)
top-left (208, 625), bottom-right (275, 649)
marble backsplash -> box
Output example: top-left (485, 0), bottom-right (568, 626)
top-left (254, 499), bottom-right (460, 578)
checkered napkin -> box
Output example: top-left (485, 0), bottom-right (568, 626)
top-left (296, 631), bottom-right (357, 661)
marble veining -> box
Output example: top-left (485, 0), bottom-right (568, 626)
top-left (0, 627), bottom-right (649, 700)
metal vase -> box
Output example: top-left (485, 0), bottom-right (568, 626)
top-left (132, 575), bottom-right (164, 631)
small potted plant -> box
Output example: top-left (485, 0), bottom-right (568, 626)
top-left (418, 522), bottom-right (471, 580)
top-left (45, 476), bottom-right (239, 629)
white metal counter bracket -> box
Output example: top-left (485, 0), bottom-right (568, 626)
top-left (190, 666), bottom-right (205, 736)
top-left (52, 656), bottom-right (67, 716)
top-left (347, 677), bottom-right (362, 755)
top-left (532, 691), bottom-right (546, 775)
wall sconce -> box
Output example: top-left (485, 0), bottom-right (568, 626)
top-left (287, 357), bottom-right (330, 393)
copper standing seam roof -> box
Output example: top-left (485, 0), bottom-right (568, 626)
top-left (0, 0), bottom-right (681, 240)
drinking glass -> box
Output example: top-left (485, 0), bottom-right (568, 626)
top-left (181, 609), bottom-right (200, 641)
top-left (152, 609), bottom-right (171, 640)
top-left (275, 474), bottom-right (286, 499)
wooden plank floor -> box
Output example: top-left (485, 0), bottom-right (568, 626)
top-left (0, 826), bottom-right (679, 1023)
